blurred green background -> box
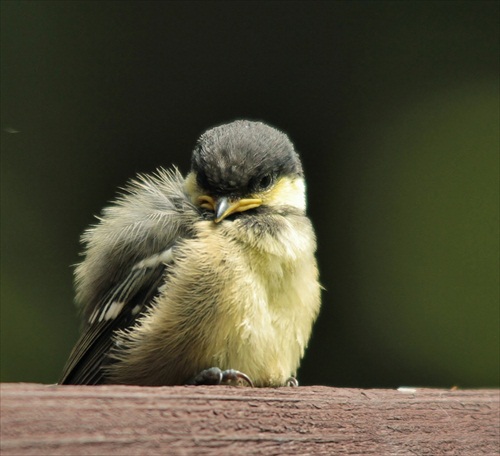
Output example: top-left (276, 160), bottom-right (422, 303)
top-left (1, 1), bottom-right (498, 388)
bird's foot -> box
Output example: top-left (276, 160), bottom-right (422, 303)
top-left (285, 376), bottom-right (299, 387)
top-left (188, 367), bottom-right (254, 387)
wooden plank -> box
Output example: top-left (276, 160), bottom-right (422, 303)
top-left (1, 383), bottom-right (498, 455)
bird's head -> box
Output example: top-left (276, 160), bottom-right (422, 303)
top-left (185, 120), bottom-right (306, 223)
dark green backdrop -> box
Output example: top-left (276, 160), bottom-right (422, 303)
top-left (1, 1), bottom-right (499, 388)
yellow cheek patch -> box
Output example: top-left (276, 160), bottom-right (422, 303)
top-left (184, 172), bottom-right (201, 206)
top-left (261, 177), bottom-right (306, 211)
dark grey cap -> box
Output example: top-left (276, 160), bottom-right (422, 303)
top-left (192, 120), bottom-right (303, 197)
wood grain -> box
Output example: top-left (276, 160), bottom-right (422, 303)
top-left (1, 383), bottom-right (498, 455)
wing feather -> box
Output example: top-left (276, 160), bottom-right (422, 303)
top-left (60, 169), bottom-right (200, 385)
top-left (60, 258), bottom-right (169, 384)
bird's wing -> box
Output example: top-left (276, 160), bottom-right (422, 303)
top-left (59, 248), bottom-right (174, 385)
top-left (60, 168), bottom-right (203, 385)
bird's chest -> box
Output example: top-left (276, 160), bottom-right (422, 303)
top-left (223, 245), bottom-right (313, 385)
top-left (243, 247), bottom-right (295, 309)
top-left (186, 218), bottom-right (316, 384)
top-left (206, 218), bottom-right (310, 331)
top-left (213, 239), bottom-right (302, 360)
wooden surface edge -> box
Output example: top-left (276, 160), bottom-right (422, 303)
top-left (1, 383), bottom-right (499, 455)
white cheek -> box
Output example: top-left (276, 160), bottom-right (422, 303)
top-left (290, 178), bottom-right (307, 211)
top-left (274, 177), bottom-right (306, 211)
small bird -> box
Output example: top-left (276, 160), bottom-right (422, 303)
top-left (60, 120), bottom-right (321, 387)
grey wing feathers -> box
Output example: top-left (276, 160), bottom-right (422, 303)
top-left (74, 168), bottom-right (196, 320)
top-left (59, 257), bottom-right (168, 384)
top-left (60, 168), bottom-right (200, 385)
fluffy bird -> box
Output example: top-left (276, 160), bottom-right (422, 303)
top-left (60, 120), bottom-right (321, 387)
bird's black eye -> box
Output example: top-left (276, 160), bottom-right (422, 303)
top-left (257, 173), bottom-right (274, 191)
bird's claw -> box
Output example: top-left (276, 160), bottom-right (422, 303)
top-left (220, 369), bottom-right (254, 387)
top-left (285, 376), bottom-right (299, 387)
top-left (188, 367), bottom-right (254, 387)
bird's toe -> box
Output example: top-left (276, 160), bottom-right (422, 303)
top-left (188, 367), bottom-right (254, 387)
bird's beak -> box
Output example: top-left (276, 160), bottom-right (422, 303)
top-left (198, 195), bottom-right (262, 223)
top-left (214, 197), bottom-right (263, 223)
